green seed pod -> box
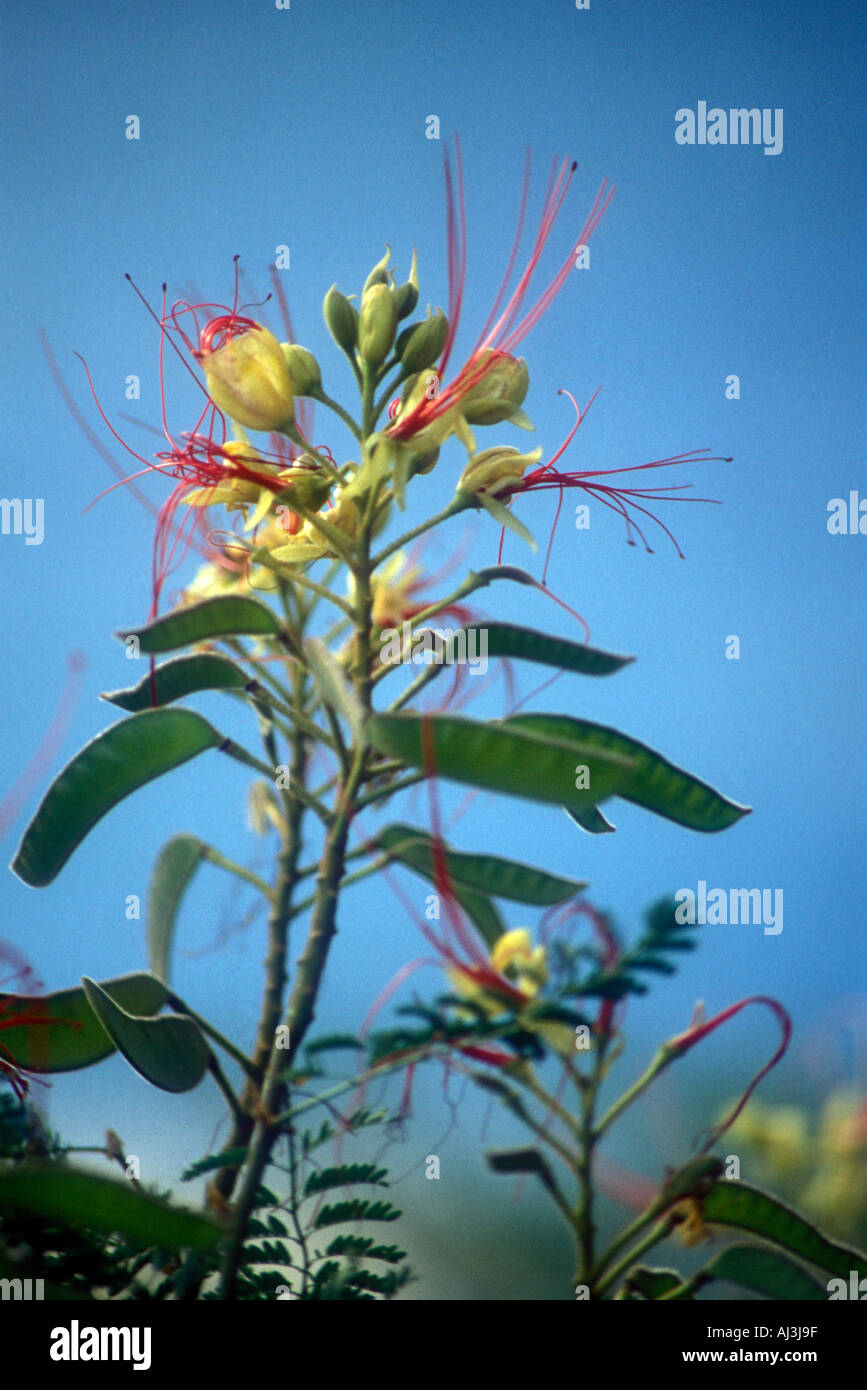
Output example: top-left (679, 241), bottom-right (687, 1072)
top-left (323, 285), bottom-right (359, 354)
top-left (396, 309), bottom-right (448, 376)
top-left (358, 282), bottom-right (398, 366)
top-left (281, 344), bottom-right (322, 397)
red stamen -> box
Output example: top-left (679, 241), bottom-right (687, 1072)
top-left (498, 389), bottom-right (730, 561)
top-left (668, 995), bottom-right (792, 1152)
top-left (388, 141), bottom-right (613, 446)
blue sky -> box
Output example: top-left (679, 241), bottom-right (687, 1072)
top-left (1, 0), bottom-right (864, 1267)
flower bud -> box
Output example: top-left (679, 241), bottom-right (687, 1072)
top-left (410, 446), bottom-right (439, 477)
top-left (394, 248), bottom-right (419, 320)
top-left (281, 344), bottom-right (321, 397)
top-left (323, 284), bottom-right (359, 354)
top-left (394, 280), bottom-right (418, 321)
top-left (358, 282), bottom-right (398, 366)
top-left (327, 491), bottom-right (363, 541)
top-left (362, 244), bottom-right (393, 294)
top-left (198, 324), bottom-right (295, 433)
top-left (461, 351), bottom-right (530, 426)
top-left (395, 309), bottom-right (448, 376)
top-left (276, 457), bottom-right (332, 511)
top-left (457, 445), bottom-right (542, 500)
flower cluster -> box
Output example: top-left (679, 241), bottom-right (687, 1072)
top-left (74, 138), bottom-right (732, 623)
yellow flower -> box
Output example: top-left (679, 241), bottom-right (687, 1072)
top-left (448, 928), bottom-right (543, 1008)
top-left (459, 351), bottom-right (531, 428)
top-left (457, 445), bottom-right (543, 501)
top-left (263, 491), bottom-right (362, 566)
top-left (446, 929), bottom-right (574, 1056)
top-left (388, 369), bottom-right (477, 456)
top-left (196, 321), bottom-right (295, 433)
top-left (489, 928), bottom-right (548, 994)
top-left (180, 440), bottom-right (289, 532)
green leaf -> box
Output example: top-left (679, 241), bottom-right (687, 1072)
top-left (702, 1245), bottom-right (826, 1300)
top-left (325, 1235), bottom-right (406, 1265)
top-left (117, 595), bottom-right (281, 654)
top-left (567, 805), bottom-right (616, 834)
top-left (244, 1240), bottom-right (293, 1266)
top-left (0, 1163), bottom-right (221, 1250)
top-left (81, 977), bottom-right (210, 1094)
top-left (625, 1266), bottom-right (685, 1299)
top-left (506, 713), bottom-right (751, 833)
top-left (147, 834), bottom-right (207, 983)
top-left (12, 710), bottom-right (223, 887)
top-left (463, 623), bottom-right (633, 677)
top-left (305, 637), bottom-right (365, 743)
top-left (702, 1180), bottom-right (867, 1281)
top-left (366, 713), bottom-right (635, 814)
top-left (343, 1267), bottom-right (409, 1296)
top-left (314, 1199), bottom-right (401, 1229)
top-left (629, 955), bottom-right (677, 975)
top-left (658, 1156), bottom-right (724, 1206)
top-left (377, 822), bottom-right (586, 907)
top-left (302, 1033), bottom-right (363, 1057)
top-left (0, 972), bottom-right (167, 1073)
top-left (486, 1147), bottom-right (562, 1202)
top-left (374, 823), bottom-right (502, 947)
top-left (101, 653), bottom-right (249, 711)
top-left (304, 1163), bottom-right (389, 1196)
top-left (473, 1074), bottom-right (537, 1127)
top-left (181, 1147), bottom-right (249, 1182)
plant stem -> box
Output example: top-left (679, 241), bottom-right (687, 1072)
top-left (372, 496), bottom-right (467, 569)
top-left (164, 992), bottom-right (257, 1078)
top-left (285, 1126), bottom-right (311, 1295)
top-left (355, 769), bottom-right (428, 809)
top-left (199, 846), bottom-right (273, 901)
top-left (284, 423), bottom-right (343, 479)
top-left (217, 422), bottom-right (381, 1299)
top-left (209, 662), bottom-right (309, 1221)
top-left (593, 1215), bottom-right (677, 1299)
top-left (207, 1053), bottom-right (245, 1124)
top-left (311, 388), bottom-right (361, 441)
top-left (384, 661), bottom-right (442, 711)
top-left (594, 1043), bottom-right (674, 1139)
top-left (288, 853), bottom-right (390, 919)
top-left (517, 1064), bottom-right (584, 1143)
top-left (571, 1037), bottom-right (612, 1292)
top-left (283, 569), bottom-right (355, 618)
top-left (361, 362), bottom-right (377, 440)
top-left (575, 1067), bottom-right (598, 1288)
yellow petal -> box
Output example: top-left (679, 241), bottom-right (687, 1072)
top-left (244, 487), bottom-right (275, 532)
top-left (490, 928), bottom-right (534, 975)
